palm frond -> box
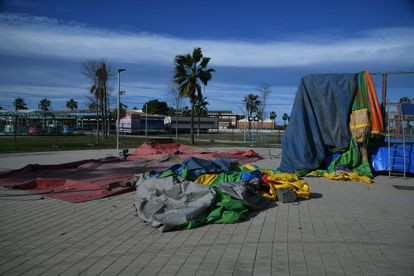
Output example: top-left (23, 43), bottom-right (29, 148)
top-left (90, 85), bottom-right (96, 94)
top-left (198, 71), bottom-right (212, 85)
top-left (192, 48), bottom-right (202, 63)
top-left (199, 57), bottom-right (211, 68)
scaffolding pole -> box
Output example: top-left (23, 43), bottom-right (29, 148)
top-left (371, 70), bottom-right (414, 75)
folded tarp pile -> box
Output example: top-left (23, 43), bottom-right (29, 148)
top-left (0, 143), bottom-right (262, 202)
top-left (280, 71), bottom-right (384, 182)
top-left (133, 157), bottom-right (312, 232)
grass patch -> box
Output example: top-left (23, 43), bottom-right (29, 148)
top-left (0, 135), bottom-right (148, 154)
top-left (0, 132), bottom-right (282, 154)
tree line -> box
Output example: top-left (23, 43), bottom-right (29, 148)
top-left (12, 97), bottom-right (79, 112)
top-left (7, 46), bottom-right (296, 145)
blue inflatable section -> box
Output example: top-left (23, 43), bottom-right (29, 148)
top-left (323, 142), bottom-right (414, 174)
top-left (371, 143), bottom-right (414, 173)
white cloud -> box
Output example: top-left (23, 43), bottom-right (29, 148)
top-left (0, 84), bottom-right (85, 98)
top-left (1, 13), bottom-right (414, 68)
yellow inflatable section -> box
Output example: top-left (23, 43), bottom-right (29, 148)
top-left (322, 171), bottom-right (372, 184)
top-left (263, 172), bottom-right (312, 201)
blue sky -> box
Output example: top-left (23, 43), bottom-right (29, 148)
top-left (0, 0), bottom-right (413, 122)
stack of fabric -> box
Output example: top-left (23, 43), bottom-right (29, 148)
top-left (133, 157), bottom-right (312, 232)
top-left (328, 71), bottom-right (384, 179)
top-left (280, 71), bottom-right (384, 183)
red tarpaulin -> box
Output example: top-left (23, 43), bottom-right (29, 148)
top-left (127, 143), bottom-right (260, 160)
top-left (0, 143), bottom-right (262, 202)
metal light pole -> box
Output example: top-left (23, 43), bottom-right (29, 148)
top-left (117, 68), bottom-right (126, 152)
top-left (145, 104), bottom-right (148, 139)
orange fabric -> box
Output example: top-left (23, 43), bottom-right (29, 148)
top-left (364, 71), bottom-right (384, 134)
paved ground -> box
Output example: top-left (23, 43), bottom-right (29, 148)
top-left (0, 147), bottom-right (413, 275)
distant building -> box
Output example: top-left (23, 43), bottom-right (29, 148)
top-left (164, 116), bottom-right (219, 132)
top-left (0, 109), bottom-right (113, 134)
top-left (207, 110), bottom-right (244, 129)
top-left (120, 110), bottom-right (165, 134)
top-left (236, 118), bottom-right (276, 130)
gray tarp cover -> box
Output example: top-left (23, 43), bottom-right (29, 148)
top-left (280, 74), bottom-right (357, 172)
top-left (215, 180), bottom-right (274, 210)
top-left (134, 172), bottom-right (216, 232)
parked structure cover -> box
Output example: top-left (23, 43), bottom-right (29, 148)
top-left (280, 74), bottom-right (357, 172)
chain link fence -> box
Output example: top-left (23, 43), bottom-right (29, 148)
top-left (0, 111), bottom-right (285, 153)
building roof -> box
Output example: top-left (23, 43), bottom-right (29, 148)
top-left (127, 110), bottom-right (165, 118)
top-left (237, 118), bottom-right (274, 123)
top-left (207, 110), bottom-right (233, 114)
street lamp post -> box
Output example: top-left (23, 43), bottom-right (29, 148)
top-left (117, 68), bottom-right (126, 152)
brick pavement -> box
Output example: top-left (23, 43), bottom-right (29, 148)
top-left (0, 147), bottom-right (413, 275)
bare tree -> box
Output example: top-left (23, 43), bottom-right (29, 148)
top-left (86, 96), bottom-right (97, 110)
top-left (106, 86), bottom-right (114, 136)
top-left (169, 81), bottom-right (183, 140)
top-left (82, 60), bottom-right (100, 143)
top-left (259, 83), bottom-right (271, 121)
top-left (81, 59), bottom-right (115, 142)
top-left (258, 83), bottom-right (271, 143)
top-left (240, 105), bottom-right (248, 143)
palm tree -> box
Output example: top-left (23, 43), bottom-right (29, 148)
top-left (243, 94), bottom-right (261, 133)
top-left (39, 98), bottom-right (51, 133)
top-left (39, 98), bottom-right (51, 111)
top-left (194, 97), bottom-right (209, 136)
top-left (282, 113), bottom-right (289, 127)
top-left (174, 47), bottom-right (214, 144)
top-left (13, 98), bottom-right (27, 111)
top-left (269, 111), bottom-right (277, 129)
top-left (66, 99), bottom-right (78, 111)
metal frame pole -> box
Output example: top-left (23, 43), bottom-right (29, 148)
top-left (401, 109), bottom-right (406, 179)
top-left (381, 73), bottom-right (387, 120)
top-left (117, 71), bottom-right (120, 152)
top-left (145, 104), bottom-right (148, 138)
top-left (175, 97), bottom-right (179, 141)
top-left (387, 101), bottom-right (391, 177)
top-left (371, 71), bottom-right (414, 76)
top-left (116, 68), bottom-right (126, 152)
top-left (13, 114), bottom-right (17, 150)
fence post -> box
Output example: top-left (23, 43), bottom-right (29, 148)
top-left (13, 114), bottom-right (17, 150)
